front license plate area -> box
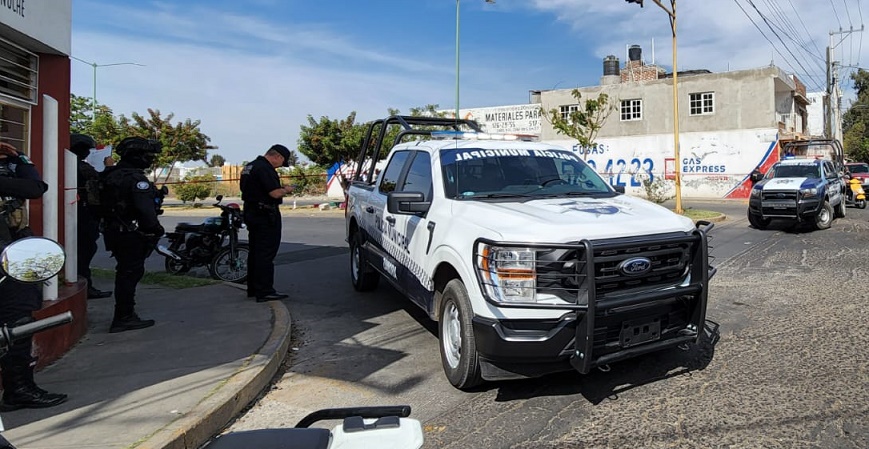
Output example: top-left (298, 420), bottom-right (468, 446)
top-left (620, 318), bottom-right (661, 348)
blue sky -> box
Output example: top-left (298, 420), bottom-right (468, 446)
top-left (71, 0), bottom-right (864, 165)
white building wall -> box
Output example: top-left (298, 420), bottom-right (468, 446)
top-left (545, 127), bottom-right (780, 199)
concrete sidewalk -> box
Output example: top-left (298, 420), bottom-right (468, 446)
top-left (2, 279), bottom-right (291, 449)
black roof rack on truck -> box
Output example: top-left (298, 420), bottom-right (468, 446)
top-left (353, 115), bottom-right (483, 183)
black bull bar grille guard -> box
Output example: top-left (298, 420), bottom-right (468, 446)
top-left (474, 221), bottom-right (716, 374)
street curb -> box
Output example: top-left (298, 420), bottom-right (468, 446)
top-left (137, 297), bottom-right (292, 449)
top-left (694, 213), bottom-right (727, 224)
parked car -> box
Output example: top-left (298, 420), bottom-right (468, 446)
top-left (845, 162), bottom-right (869, 189)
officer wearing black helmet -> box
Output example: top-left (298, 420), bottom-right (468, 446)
top-left (70, 134), bottom-right (112, 299)
top-left (240, 144), bottom-right (294, 301)
top-left (101, 136), bottom-right (164, 333)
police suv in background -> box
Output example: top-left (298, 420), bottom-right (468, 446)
top-left (747, 158), bottom-right (846, 231)
top-left (345, 116), bottom-right (716, 390)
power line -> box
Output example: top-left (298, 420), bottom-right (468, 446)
top-left (744, 0), bottom-right (827, 90)
top-left (731, 0), bottom-right (825, 91)
top-left (831, 0), bottom-right (843, 29)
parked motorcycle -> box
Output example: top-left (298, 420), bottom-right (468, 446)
top-left (845, 176), bottom-right (867, 209)
top-left (0, 237), bottom-right (74, 449)
top-left (205, 405), bottom-right (423, 449)
top-left (156, 195), bottom-right (249, 283)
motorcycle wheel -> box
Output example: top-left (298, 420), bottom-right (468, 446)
top-left (209, 243), bottom-right (250, 283)
top-left (858, 199), bottom-right (867, 209)
top-left (165, 256), bottom-right (191, 275)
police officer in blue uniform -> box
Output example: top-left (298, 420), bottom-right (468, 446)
top-left (70, 134), bottom-right (112, 299)
top-left (240, 144), bottom-right (294, 302)
top-left (0, 142), bottom-right (67, 410)
top-left (101, 137), bottom-right (164, 333)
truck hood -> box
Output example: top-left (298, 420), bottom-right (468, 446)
top-left (451, 195), bottom-right (695, 242)
top-left (758, 177), bottom-right (818, 190)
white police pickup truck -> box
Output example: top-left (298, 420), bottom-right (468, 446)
top-left (747, 158), bottom-right (846, 231)
top-left (345, 116), bottom-right (716, 389)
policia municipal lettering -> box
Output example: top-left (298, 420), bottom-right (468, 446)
top-left (99, 137), bottom-right (165, 333)
top-left (240, 144), bottom-right (294, 302)
top-left (0, 142), bottom-right (68, 410)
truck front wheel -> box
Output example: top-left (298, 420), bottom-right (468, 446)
top-left (815, 201), bottom-right (834, 230)
top-left (747, 211), bottom-right (770, 230)
top-left (350, 232), bottom-right (380, 291)
top-left (439, 279), bottom-right (482, 390)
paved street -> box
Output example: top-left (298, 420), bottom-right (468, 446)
top-left (95, 200), bottom-right (869, 448)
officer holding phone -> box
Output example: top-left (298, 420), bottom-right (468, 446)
top-left (240, 144), bottom-right (295, 302)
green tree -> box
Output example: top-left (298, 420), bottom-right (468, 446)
top-left (843, 69), bottom-right (869, 163)
top-left (297, 112), bottom-right (365, 166)
top-left (173, 173), bottom-right (215, 203)
top-left (70, 94), bottom-right (93, 134)
top-left (209, 154), bottom-right (226, 167)
top-left (297, 105), bottom-right (447, 167)
top-left (540, 89), bottom-right (614, 159)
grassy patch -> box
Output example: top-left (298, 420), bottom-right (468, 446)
top-left (677, 208), bottom-right (724, 220)
top-left (92, 268), bottom-right (220, 289)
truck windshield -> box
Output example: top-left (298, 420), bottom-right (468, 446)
top-left (847, 164), bottom-right (869, 174)
top-left (769, 164), bottom-right (821, 179)
top-left (439, 148), bottom-right (614, 200)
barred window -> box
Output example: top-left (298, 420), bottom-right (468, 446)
top-left (689, 92), bottom-right (714, 115)
top-left (620, 99), bottom-right (642, 121)
top-left (0, 37), bottom-right (38, 105)
top-left (559, 104), bottom-right (579, 120)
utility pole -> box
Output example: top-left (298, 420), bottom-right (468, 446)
top-left (828, 26), bottom-right (864, 142)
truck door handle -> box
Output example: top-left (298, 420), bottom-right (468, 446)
top-left (385, 216), bottom-right (396, 225)
top-left (365, 206), bottom-right (375, 213)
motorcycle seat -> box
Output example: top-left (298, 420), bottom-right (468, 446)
top-left (176, 223), bottom-right (206, 233)
top-left (207, 428), bottom-right (330, 449)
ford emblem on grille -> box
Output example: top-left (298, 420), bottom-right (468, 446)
top-left (618, 257), bottom-right (652, 276)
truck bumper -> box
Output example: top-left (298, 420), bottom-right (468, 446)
top-left (749, 196), bottom-right (821, 220)
top-left (470, 221), bottom-right (715, 380)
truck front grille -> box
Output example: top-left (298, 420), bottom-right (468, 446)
top-left (535, 233), bottom-right (694, 303)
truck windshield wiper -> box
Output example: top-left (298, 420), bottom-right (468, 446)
top-left (459, 193), bottom-right (535, 200)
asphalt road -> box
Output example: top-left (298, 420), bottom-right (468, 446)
top-left (97, 200), bottom-right (869, 448)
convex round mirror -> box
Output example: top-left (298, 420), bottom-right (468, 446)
top-left (1, 237), bottom-right (66, 283)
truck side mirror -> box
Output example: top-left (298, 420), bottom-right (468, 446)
top-left (387, 191), bottom-right (430, 215)
top-left (613, 185), bottom-right (626, 194)
top-left (750, 171), bottom-right (764, 183)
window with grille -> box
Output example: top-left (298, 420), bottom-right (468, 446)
top-left (620, 99), bottom-right (642, 121)
top-left (0, 102), bottom-right (29, 154)
top-left (559, 104), bottom-right (579, 120)
top-left (689, 92), bottom-right (714, 115)
top-left (0, 38), bottom-right (38, 105)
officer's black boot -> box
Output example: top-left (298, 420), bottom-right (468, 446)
top-left (0, 362), bottom-right (67, 411)
top-left (109, 312), bottom-right (155, 333)
top-left (87, 286), bottom-right (112, 299)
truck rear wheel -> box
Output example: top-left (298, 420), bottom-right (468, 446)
top-left (815, 201), bottom-right (834, 230)
top-left (747, 211), bottom-right (770, 230)
top-left (350, 232), bottom-right (379, 291)
top-left (439, 279), bottom-right (482, 390)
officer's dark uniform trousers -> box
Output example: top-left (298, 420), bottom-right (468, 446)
top-left (77, 204), bottom-right (100, 289)
top-left (103, 232), bottom-right (151, 317)
top-left (0, 280), bottom-right (41, 378)
top-left (244, 205), bottom-right (281, 297)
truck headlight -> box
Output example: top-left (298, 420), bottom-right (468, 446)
top-left (800, 187), bottom-right (817, 198)
top-left (750, 188), bottom-right (761, 198)
top-left (476, 244), bottom-right (536, 303)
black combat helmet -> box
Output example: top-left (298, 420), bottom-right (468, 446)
top-left (116, 137), bottom-right (162, 169)
top-left (70, 133), bottom-right (97, 159)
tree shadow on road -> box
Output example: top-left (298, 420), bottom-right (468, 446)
top-left (492, 319), bottom-right (721, 405)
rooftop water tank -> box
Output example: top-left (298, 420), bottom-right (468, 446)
top-left (603, 55), bottom-right (620, 76)
top-left (628, 45), bottom-right (642, 62)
